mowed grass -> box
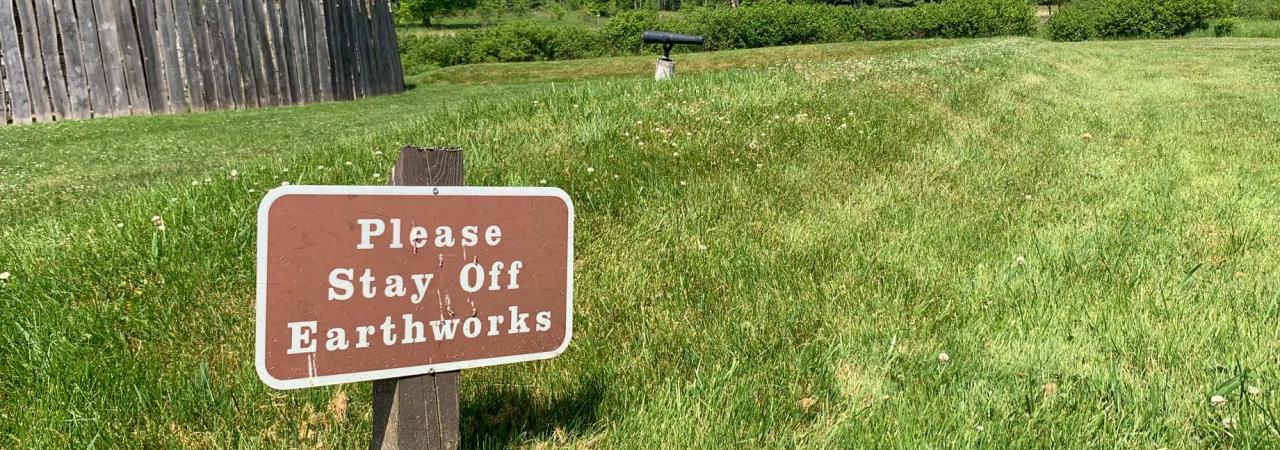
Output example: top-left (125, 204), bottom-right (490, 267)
top-left (3, 36), bottom-right (1280, 448)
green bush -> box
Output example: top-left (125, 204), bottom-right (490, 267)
top-left (675, 4), bottom-right (835, 51)
top-left (400, 0), bottom-right (1038, 69)
top-left (1213, 16), bottom-right (1239, 35)
top-left (400, 21), bottom-right (607, 68)
top-left (1047, 0), bottom-right (1236, 41)
top-left (1236, 0), bottom-right (1280, 19)
top-left (599, 9), bottom-right (664, 53)
top-left (918, 0), bottom-right (1038, 38)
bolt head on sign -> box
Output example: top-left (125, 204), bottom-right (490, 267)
top-left (255, 186), bottom-right (574, 390)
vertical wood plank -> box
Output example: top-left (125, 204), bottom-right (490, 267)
top-left (1, 57), bottom-right (8, 123)
top-left (265, 0), bottom-right (294, 104)
top-left (205, 0), bottom-right (236, 108)
top-left (114, 0), bottom-right (151, 114)
top-left (327, 0), bottom-right (351, 101)
top-left (154, 0), bottom-right (186, 113)
top-left (367, 0), bottom-right (382, 94)
top-left (278, 0), bottom-right (301, 103)
top-left (237, 0), bottom-right (267, 107)
top-left (0, 4), bottom-right (25, 124)
top-left (34, 0), bottom-right (70, 120)
top-left (343, 0), bottom-right (358, 99)
top-left (251, 0), bottom-right (281, 106)
top-left (228, 0), bottom-right (258, 108)
top-left (359, 0), bottom-right (374, 97)
top-left (385, 0), bottom-right (403, 92)
top-left (372, 147), bottom-right (465, 450)
top-left (214, 0), bottom-right (244, 108)
top-left (53, 0), bottom-right (91, 119)
top-left (73, 0), bottom-right (111, 117)
top-left (351, 0), bottom-right (369, 98)
top-left (309, 0), bottom-right (332, 101)
top-left (94, 0), bottom-right (131, 116)
top-left (173, 0), bottom-right (207, 111)
top-left (379, 0), bottom-right (398, 93)
top-left (299, 0), bottom-right (321, 101)
top-left (339, 0), bottom-right (356, 99)
top-left (14, 0), bottom-right (53, 122)
top-left (133, 0), bottom-right (167, 113)
top-left (294, 0), bottom-right (314, 103)
top-left (191, 0), bottom-right (221, 109)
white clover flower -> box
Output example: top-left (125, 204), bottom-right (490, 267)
top-left (1211, 395), bottom-right (1227, 407)
top-left (938, 352), bottom-right (950, 364)
top-left (116, 223), bottom-right (124, 229)
top-left (1223, 417), bottom-right (1237, 429)
top-left (1248, 385), bottom-right (1261, 396)
top-left (0, 272), bottom-right (10, 281)
top-left (230, 169), bottom-right (239, 178)
top-left (1016, 255), bottom-right (1026, 265)
top-left (281, 181), bottom-right (291, 186)
top-left (539, 179), bottom-right (548, 185)
top-left (679, 181), bottom-right (687, 186)
top-left (586, 167), bottom-right (595, 173)
top-left (191, 180), bottom-right (200, 186)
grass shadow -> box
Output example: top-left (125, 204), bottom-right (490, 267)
top-left (460, 375), bottom-right (605, 449)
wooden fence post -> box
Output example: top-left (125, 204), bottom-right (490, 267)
top-left (371, 146), bottom-right (464, 450)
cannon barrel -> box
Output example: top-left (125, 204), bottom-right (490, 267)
top-left (642, 30), bottom-right (704, 46)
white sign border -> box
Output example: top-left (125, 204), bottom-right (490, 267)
top-left (255, 185), bottom-right (575, 390)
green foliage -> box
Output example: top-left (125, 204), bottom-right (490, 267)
top-left (1047, 0), bottom-right (1236, 41)
top-left (599, 10), bottom-right (664, 53)
top-left (1236, 0), bottom-right (1280, 18)
top-left (397, 0), bottom-right (479, 25)
top-left (401, 0), bottom-right (1036, 68)
top-left (673, 4), bottom-right (834, 50)
top-left (401, 20), bottom-right (606, 69)
top-left (1213, 16), bottom-right (1239, 35)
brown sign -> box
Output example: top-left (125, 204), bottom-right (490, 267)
top-left (255, 186), bottom-right (573, 390)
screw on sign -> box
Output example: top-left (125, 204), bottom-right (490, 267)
top-left (255, 147), bottom-right (574, 449)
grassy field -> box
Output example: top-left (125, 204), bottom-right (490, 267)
top-left (4, 35), bottom-right (1280, 448)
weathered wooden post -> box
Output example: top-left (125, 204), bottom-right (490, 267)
top-left (372, 147), bottom-right (464, 450)
top-left (255, 146), bottom-right (575, 450)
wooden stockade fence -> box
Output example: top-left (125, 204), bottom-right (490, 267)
top-left (0, 0), bottom-right (404, 125)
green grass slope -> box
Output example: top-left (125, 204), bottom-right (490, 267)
top-left (3, 37), bottom-right (1280, 448)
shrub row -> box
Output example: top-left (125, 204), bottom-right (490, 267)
top-left (1236, 0), bottom-right (1280, 19)
top-left (1046, 0), bottom-right (1236, 41)
top-left (400, 0), bottom-right (1035, 72)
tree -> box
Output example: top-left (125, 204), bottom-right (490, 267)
top-left (398, 0), bottom-right (478, 26)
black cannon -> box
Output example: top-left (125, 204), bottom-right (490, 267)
top-left (641, 30), bottom-right (705, 81)
top-left (642, 31), bottom-right (705, 60)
